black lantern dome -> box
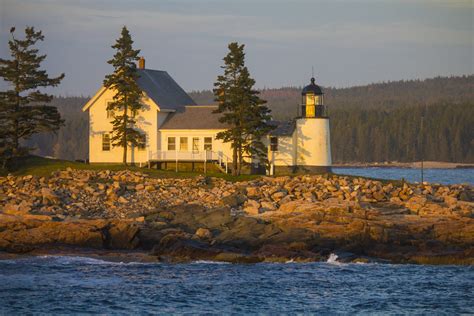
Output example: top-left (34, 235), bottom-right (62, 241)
top-left (300, 77), bottom-right (327, 118)
top-left (302, 77), bottom-right (323, 95)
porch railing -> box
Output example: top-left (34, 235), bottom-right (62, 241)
top-left (147, 150), bottom-right (230, 173)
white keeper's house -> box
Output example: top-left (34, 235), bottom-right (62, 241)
top-left (82, 58), bottom-right (332, 174)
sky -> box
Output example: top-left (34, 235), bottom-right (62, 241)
top-left (0, 0), bottom-right (472, 96)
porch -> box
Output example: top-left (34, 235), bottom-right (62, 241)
top-left (147, 150), bottom-right (231, 173)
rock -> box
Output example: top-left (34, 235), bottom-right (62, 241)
top-left (246, 186), bottom-right (259, 197)
top-left (220, 193), bottom-right (246, 207)
top-left (150, 232), bottom-right (219, 261)
top-left (107, 222), bottom-right (140, 249)
top-left (41, 188), bottom-right (60, 204)
top-left (272, 190), bottom-right (287, 201)
top-left (194, 227), bottom-right (212, 239)
top-left (145, 185), bottom-right (155, 192)
top-left (406, 196), bottom-right (427, 212)
top-left (243, 199), bottom-right (261, 215)
top-left (214, 252), bottom-right (262, 263)
top-left (373, 191), bottom-right (385, 201)
top-left (118, 196), bottom-right (128, 204)
top-left (260, 201), bottom-right (277, 212)
top-left (444, 196), bottom-right (458, 207)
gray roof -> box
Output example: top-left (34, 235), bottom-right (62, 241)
top-left (137, 69), bottom-right (195, 110)
top-left (269, 120), bottom-right (296, 136)
top-left (160, 106), bottom-right (230, 129)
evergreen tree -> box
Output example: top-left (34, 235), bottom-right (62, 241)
top-left (103, 26), bottom-right (143, 165)
top-left (213, 42), bottom-right (272, 175)
top-left (0, 26), bottom-right (64, 160)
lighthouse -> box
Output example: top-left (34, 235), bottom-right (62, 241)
top-left (267, 76), bottom-right (332, 175)
top-left (295, 77), bottom-right (332, 173)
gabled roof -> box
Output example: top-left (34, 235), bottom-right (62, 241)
top-left (269, 120), bottom-right (296, 136)
top-left (160, 105), bottom-right (230, 130)
top-left (82, 68), bottom-right (195, 112)
top-left (136, 69), bottom-right (195, 110)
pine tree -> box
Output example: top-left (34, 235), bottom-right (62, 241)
top-left (103, 26), bottom-right (144, 165)
top-left (213, 42), bottom-right (272, 175)
top-left (0, 26), bottom-right (64, 160)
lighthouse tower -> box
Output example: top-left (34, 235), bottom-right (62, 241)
top-left (296, 77), bottom-right (332, 172)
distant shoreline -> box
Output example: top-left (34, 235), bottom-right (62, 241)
top-left (333, 161), bottom-right (474, 169)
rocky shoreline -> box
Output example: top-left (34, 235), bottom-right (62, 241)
top-left (1, 169), bottom-right (473, 264)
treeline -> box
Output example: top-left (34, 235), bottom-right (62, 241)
top-left (25, 96), bottom-right (89, 161)
top-left (25, 75), bottom-right (474, 163)
top-left (331, 103), bottom-right (473, 163)
top-left (190, 75), bottom-right (474, 120)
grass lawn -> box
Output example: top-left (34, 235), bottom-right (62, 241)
top-left (1, 155), bottom-right (404, 185)
top-left (1, 155), bottom-right (261, 182)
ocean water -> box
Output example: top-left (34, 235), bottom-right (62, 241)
top-left (0, 256), bottom-right (473, 314)
top-left (333, 167), bottom-right (474, 185)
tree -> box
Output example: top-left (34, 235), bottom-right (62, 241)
top-left (103, 26), bottom-right (144, 165)
top-left (0, 26), bottom-right (64, 160)
top-left (213, 42), bottom-right (272, 175)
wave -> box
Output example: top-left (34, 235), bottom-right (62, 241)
top-left (1, 255), bottom-right (157, 266)
top-left (192, 260), bottom-right (231, 265)
top-left (326, 253), bottom-right (340, 264)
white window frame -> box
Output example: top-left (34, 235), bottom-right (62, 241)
top-left (137, 134), bottom-right (146, 151)
top-left (106, 101), bottom-right (114, 119)
top-left (192, 137), bottom-right (200, 152)
top-left (167, 137), bottom-right (176, 151)
top-left (102, 133), bottom-right (111, 151)
top-left (180, 137), bottom-right (188, 151)
top-left (204, 137), bottom-right (213, 151)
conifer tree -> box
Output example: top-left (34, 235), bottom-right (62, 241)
top-left (0, 26), bottom-right (64, 159)
top-left (103, 26), bottom-right (144, 165)
top-left (213, 42), bottom-right (272, 175)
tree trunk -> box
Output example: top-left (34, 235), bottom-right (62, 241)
top-left (123, 103), bottom-right (128, 165)
top-left (232, 145), bottom-right (238, 176)
top-left (238, 143), bottom-right (243, 175)
top-left (13, 94), bottom-right (19, 155)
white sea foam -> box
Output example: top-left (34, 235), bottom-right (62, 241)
top-left (192, 260), bottom-right (230, 265)
top-left (326, 253), bottom-right (339, 264)
top-left (37, 255), bottom-right (156, 265)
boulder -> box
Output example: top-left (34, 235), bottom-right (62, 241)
top-left (260, 201), bottom-right (277, 212)
top-left (246, 186), bottom-right (259, 197)
top-left (194, 227), bottom-right (212, 240)
top-left (107, 222), bottom-right (140, 249)
top-left (243, 199), bottom-right (261, 215)
top-left (220, 193), bottom-right (246, 207)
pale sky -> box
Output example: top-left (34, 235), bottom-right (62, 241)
top-left (0, 0), bottom-right (472, 96)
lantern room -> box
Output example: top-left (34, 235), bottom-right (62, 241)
top-left (301, 77), bottom-right (327, 118)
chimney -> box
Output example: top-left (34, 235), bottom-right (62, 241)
top-left (138, 57), bottom-right (145, 69)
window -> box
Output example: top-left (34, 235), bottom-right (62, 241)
top-left (305, 93), bottom-right (316, 118)
top-left (204, 137), bottom-right (213, 151)
top-left (106, 102), bottom-right (114, 119)
top-left (102, 133), bottom-right (111, 151)
top-left (137, 134), bottom-right (146, 151)
top-left (270, 137), bottom-right (278, 152)
top-left (180, 137), bottom-right (188, 151)
top-left (167, 137), bottom-right (176, 151)
top-left (192, 137), bottom-right (200, 152)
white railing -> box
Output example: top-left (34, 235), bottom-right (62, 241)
top-left (147, 150), bottom-right (230, 173)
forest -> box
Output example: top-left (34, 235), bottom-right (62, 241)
top-left (25, 75), bottom-right (474, 163)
